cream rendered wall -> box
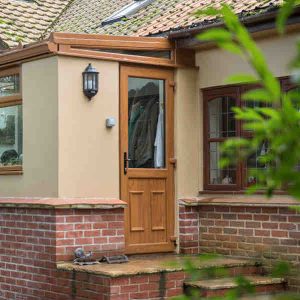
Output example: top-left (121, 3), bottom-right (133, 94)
top-left (57, 56), bottom-right (119, 198)
top-left (174, 68), bottom-right (200, 197)
top-left (197, 33), bottom-right (299, 88)
top-left (0, 57), bottom-right (59, 197)
top-left (196, 32), bottom-right (299, 191)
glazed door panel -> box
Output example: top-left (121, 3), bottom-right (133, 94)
top-left (120, 65), bottom-right (175, 254)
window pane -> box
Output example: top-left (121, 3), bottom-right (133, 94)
top-left (209, 142), bottom-right (236, 184)
top-left (0, 74), bottom-right (20, 97)
top-left (208, 96), bottom-right (236, 138)
top-left (90, 49), bottom-right (171, 59)
top-left (0, 105), bottom-right (23, 167)
top-left (128, 77), bottom-right (165, 169)
top-left (245, 141), bottom-right (269, 186)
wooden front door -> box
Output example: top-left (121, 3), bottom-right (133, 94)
top-left (120, 65), bottom-right (175, 254)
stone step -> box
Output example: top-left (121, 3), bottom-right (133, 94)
top-left (57, 255), bottom-right (264, 299)
top-left (184, 275), bottom-right (287, 298)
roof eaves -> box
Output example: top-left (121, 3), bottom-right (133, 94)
top-left (167, 4), bottom-right (300, 39)
top-left (0, 40), bottom-right (57, 68)
top-left (168, 5), bottom-right (300, 49)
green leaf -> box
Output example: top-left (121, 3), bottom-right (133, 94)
top-left (276, 0), bottom-right (298, 34)
top-left (256, 107), bottom-right (280, 119)
top-left (242, 88), bottom-right (272, 102)
top-left (225, 74), bottom-right (258, 85)
top-left (218, 41), bottom-right (243, 55)
top-left (197, 28), bottom-right (232, 42)
top-left (232, 107), bottom-right (264, 121)
top-left (263, 73), bottom-right (281, 100)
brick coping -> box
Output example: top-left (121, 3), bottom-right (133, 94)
top-left (180, 196), bottom-right (300, 207)
top-left (0, 197), bottom-right (127, 209)
top-left (56, 256), bottom-right (257, 278)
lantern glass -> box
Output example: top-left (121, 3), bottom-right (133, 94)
top-left (87, 74), bottom-right (93, 90)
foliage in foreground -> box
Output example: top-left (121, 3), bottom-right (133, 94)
top-left (195, 0), bottom-right (300, 201)
top-left (174, 1), bottom-right (300, 299)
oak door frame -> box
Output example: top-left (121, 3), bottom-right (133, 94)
top-left (119, 64), bottom-right (175, 254)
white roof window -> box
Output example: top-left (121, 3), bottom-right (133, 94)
top-left (101, 0), bottom-right (155, 26)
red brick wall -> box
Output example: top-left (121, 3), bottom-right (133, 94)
top-left (179, 203), bottom-right (300, 291)
top-left (55, 208), bottom-right (124, 261)
top-left (0, 206), bottom-right (125, 300)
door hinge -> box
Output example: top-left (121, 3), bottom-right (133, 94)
top-left (169, 81), bottom-right (176, 91)
top-left (170, 236), bottom-right (177, 246)
top-left (169, 158), bottom-right (177, 168)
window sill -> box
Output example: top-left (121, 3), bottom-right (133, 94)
top-left (0, 166), bottom-right (23, 175)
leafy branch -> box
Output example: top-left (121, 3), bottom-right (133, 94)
top-left (196, 1), bottom-right (300, 198)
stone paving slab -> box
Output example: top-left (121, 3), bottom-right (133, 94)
top-left (186, 275), bottom-right (285, 290)
top-left (57, 254), bottom-right (258, 277)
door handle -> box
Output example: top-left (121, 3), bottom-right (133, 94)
top-left (124, 152), bottom-right (132, 175)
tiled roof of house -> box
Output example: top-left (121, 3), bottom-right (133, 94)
top-left (47, 0), bottom-right (132, 35)
top-left (0, 37), bottom-right (8, 50)
top-left (53, 0), bottom-right (282, 37)
top-left (0, 0), bottom-right (71, 48)
top-left (0, 0), bottom-right (284, 50)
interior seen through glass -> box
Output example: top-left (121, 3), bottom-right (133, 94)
top-left (128, 77), bottom-right (165, 169)
top-left (245, 141), bottom-right (269, 186)
top-left (0, 74), bottom-right (20, 97)
top-left (208, 96), bottom-right (236, 138)
top-left (0, 105), bottom-right (23, 167)
top-left (208, 96), bottom-right (236, 184)
top-left (209, 142), bottom-right (236, 184)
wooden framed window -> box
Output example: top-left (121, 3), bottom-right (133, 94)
top-left (203, 81), bottom-right (281, 191)
top-left (203, 86), bottom-right (241, 190)
top-left (0, 67), bottom-right (22, 175)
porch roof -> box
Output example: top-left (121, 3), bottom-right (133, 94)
top-left (0, 32), bottom-right (192, 69)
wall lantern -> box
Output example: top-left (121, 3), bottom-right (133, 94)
top-left (82, 63), bottom-right (99, 100)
